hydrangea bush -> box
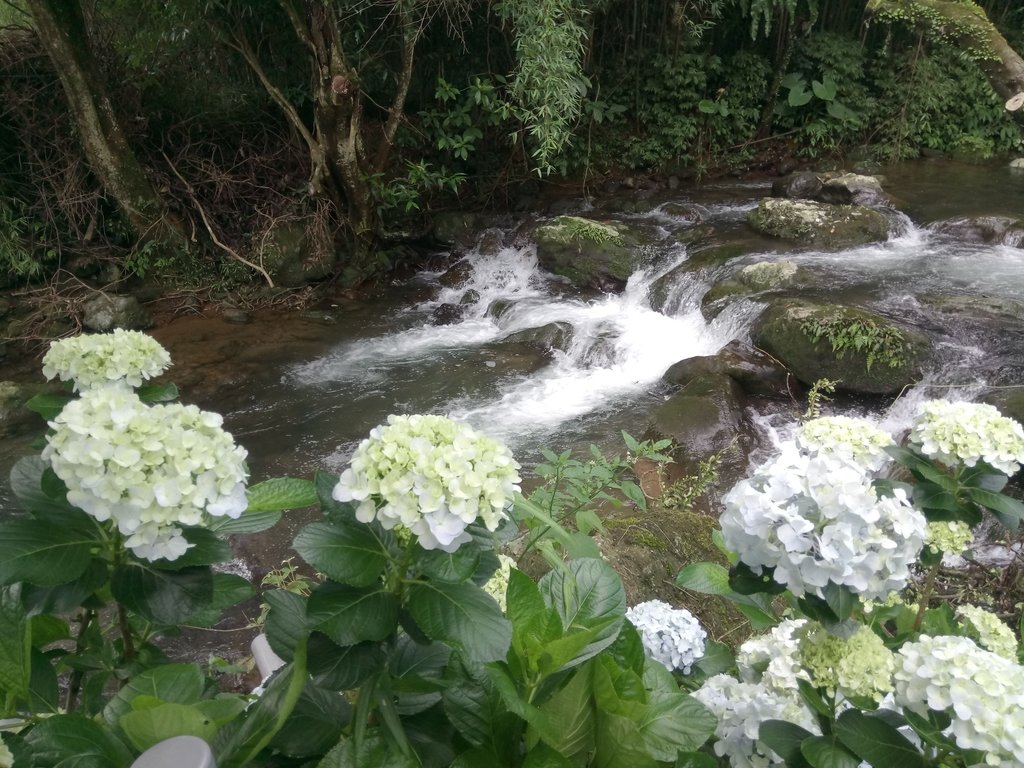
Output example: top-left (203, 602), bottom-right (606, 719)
top-left (41, 328), bottom-right (171, 391)
top-left (681, 403), bottom-right (1024, 768)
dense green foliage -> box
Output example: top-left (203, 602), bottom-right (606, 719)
top-left (0, 0), bottom-right (1022, 289)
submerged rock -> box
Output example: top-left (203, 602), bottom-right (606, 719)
top-left (663, 340), bottom-right (792, 399)
top-left (748, 198), bottom-right (891, 250)
top-left (533, 215), bottom-right (642, 290)
top-left (431, 303), bottom-right (465, 325)
top-left (928, 216), bottom-right (1024, 247)
top-left (502, 322), bottom-right (573, 354)
top-left (772, 171), bottom-right (891, 208)
top-left (752, 299), bottom-right (929, 395)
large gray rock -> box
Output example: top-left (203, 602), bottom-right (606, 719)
top-left (772, 171), bottom-right (890, 208)
top-left (663, 340), bottom-right (793, 399)
top-left (0, 381), bottom-right (36, 438)
top-left (701, 259), bottom-right (801, 316)
top-left (928, 216), bottom-right (1024, 247)
top-left (82, 293), bottom-right (150, 331)
top-left (748, 198), bottom-right (891, 250)
top-left (752, 299), bottom-right (929, 395)
top-left (534, 216), bottom-right (641, 290)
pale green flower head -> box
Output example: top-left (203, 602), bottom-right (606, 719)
top-left (42, 388), bottom-right (248, 561)
top-left (42, 330), bottom-right (171, 392)
top-left (925, 520), bottom-right (974, 557)
top-left (910, 399), bottom-right (1024, 476)
top-left (798, 415), bottom-right (894, 471)
top-left (798, 623), bottom-right (895, 703)
top-left (482, 554), bottom-right (516, 612)
top-left (333, 414), bottom-right (521, 552)
top-left (737, 619), bottom-right (809, 692)
top-left (956, 604), bottom-right (1019, 661)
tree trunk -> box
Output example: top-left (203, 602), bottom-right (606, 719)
top-left (26, 0), bottom-right (181, 240)
top-left (866, 0), bottom-right (1024, 121)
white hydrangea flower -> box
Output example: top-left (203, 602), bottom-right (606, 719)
top-left (798, 415), bottom-right (894, 472)
top-left (42, 330), bottom-right (171, 392)
top-left (720, 442), bottom-right (926, 600)
top-left (798, 623), bottom-right (895, 703)
top-left (894, 635), bottom-right (1024, 766)
top-left (924, 520), bottom-right (974, 557)
top-left (625, 599), bottom-right (707, 673)
top-left (956, 605), bottom-right (1019, 661)
top-left (910, 399), bottom-right (1024, 476)
top-left (694, 674), bottom-right (819, 768)
top-left (482, 554), bottom-right (516, 613)
top-left (737, 619), bottom-right (809, 692)
top-left (332, 414), bottom-right (520, 553)
top-left (0, 738), bottom-right (12, 768)
top-left (42, 388), bottom-right (248, 561)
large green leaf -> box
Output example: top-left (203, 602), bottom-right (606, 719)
top-left (186, 573), bottom-right (255, 628)
top-left (539, 558), bottom-right (625, 664)
top-left (270, 682), bottom-right (350, 758)
top-left (639, 692), bottom-right (716, 759)
top-left (103, 663), bottom-right (207, 731)
top-left (294, 520), bottom-right (390, 588)
top-left (208, 508), bottom-right (282, 535)
top-left (307, 582), bottom-right (398, 646)
top-left (25, 392), bottom-right (71, 420)
top-left (759, 720), bottom-right (814, 767)
top-left (390, 633), bottom-right (451, 715)
top-left (413, 544), bottom-right (481, 584)
top-left (316, 731), bottom-right (419, 768)
top-left (0, 519), bottom-right (97, 586)
top-left (29, 646), bottom-right (60, 712)
top-left (801, 736), bottom-right (861, 768)
top-left (811, 77), bottom-right (837, 101)
top-left (901, 708), bottom-right (956, 751)
top-left (9, 456), bottom-right (79, 518)
top-left (308, 633), bottom-right (384, 691)
top-left (23, 713), bottom-right (134, 768)
top-left (536, 664), bottom-right (594, 760)
top-left (0, 585), bottom-right (30, 704)
top-left (524, 742), bottom-right (574, 768)
top-left (247, 477), bottom-right (318, 512)
top-left (20, 558), bottom-right (108, 615)
top-left (594, 710), bottom-right (657, 768)
top-left (137, 382), bottom-right (179, 402)
top-left (885, 446), bottom-right (957, 491)
top-left (822, 582), bottom-right (857, 623)
top-left (443, 656), bottom-right (516, 751)
top-left (151, 527), bottom-right (231, 570)
top-left (407, 582), bottom-right (512, 663)
top-left (120, 700), bottom-right (243, 752)
top-left (834, 710), bottom-right (925, 768)
top-left (264, 589), bottom-right (309, 661)
top-left (675, 562), bottom-right (731, 595)
top-left (110, 563), bottom-right (213, 625)
top-left (968, 487), bottom-right (1024, 531)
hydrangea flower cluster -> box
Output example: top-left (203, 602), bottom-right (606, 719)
top-left (42, 387), bottom-right (248, 561)
top-left (910, 399), bottom-right (1024, 476)
top-left (894, 635), bottom-right (1024, 766)
top-left (332, 414), bottom-right (521, 552)
top-left (798, 415), bottom-right (894, 472)
top-left (956, 604), bottom-right (1019, 660)
top-left (625, 599), bottom-right (707, 673)
top-left (798, 623), bottom-right (895, 703)
top-left (924, 520), bottom-right (974, 557)
top-left (482, 554), bottom-right (516, 613)
top-left (42, 330), bottom-right (171, 392)
top-left (694, 674), bottom-right (820, 768)
top-left (736, 619), bottom-right (808, 692)
top-left (0, 739), bottom-right (11, 768)
top-left (720, 443), bottom-right (927, 600)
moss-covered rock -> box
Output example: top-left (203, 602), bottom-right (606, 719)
top-left (701, 259), bottom-right (801, 315)
top-left (534, 215), bottom-right (641, 290)
top-left (752, 299), bottom-right (930, 394)
top-left (772, 171), bottom-right (891, 207)
top-left (0, 381), bottom-right (37, 438)
top-left (748, 198), bottom-right (891, 249)
top-left (260, 219), bottom-right (338, 287)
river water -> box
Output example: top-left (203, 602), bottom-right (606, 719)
top-left (3, 158), bottom-right (1024, 539)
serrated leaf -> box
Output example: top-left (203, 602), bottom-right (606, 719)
top-left (834, 709), bottom-right (925, 768)
top-left (110, 563), bottom-right (213, 625)
top-left (25, 392), bottom-right (71, 420)
top-left (822, 582), bottom-right (857, 622)
top-left (902, 708), bottom-right (956, 751)
top-left (759, 720), bottom-right (814, 767)
top-left (967, 487), bottom-right (1024, 531)
top-left (246, 477), bottom-right (317, 512)
top-left (675, 562), bottom-right (730, 595)
top-left (307, 582), bottom-right (398, 646)
top-left (0, 519), bottom-right (97, 586)
top-left (407, 582), bottom-right (511, 663)
top-left (265, 589), bottom-right (309, 661)
top-left (413, 543), bottom-right (481, 584)
top-left (308, 633), bottom-right (384, 690)
top-left (0, 585), bottom-right (30, 703)
top-left (9, 456), bottom-right (82, 519)
top-left (294, 521), bottom-right (389, 587)
top-left (208, 507), bottom-right (282, 535)
top-left (539, 559), bottom-right (625, 665)
top-left (103, 663), bottom-right (206, 732)
top-left (137, 382), bottom-right (179, 402)
top-left (23, 713), bottom-right (133, 768)
top-left (639, 692), bottom-right (716, 759)
top-left (801, 735), bottom-right (860, 768)
top-left (269, 681), bottom-right (349, 758)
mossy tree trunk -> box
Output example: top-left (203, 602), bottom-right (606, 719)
top-left (25, 0), bottom-right (182, 242)
top-left (866, 0), bottom-right (1024, 121)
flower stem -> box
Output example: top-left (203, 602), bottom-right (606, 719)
top-left (913, 560), bottom-right (942, 632)
top-left (63, 608), bottom-right (96, 712)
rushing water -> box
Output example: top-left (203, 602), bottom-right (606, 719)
top-left (2, 159), bottom-right (1024, 513)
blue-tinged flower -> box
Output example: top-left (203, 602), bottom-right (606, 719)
top-left (625, 599), bottom-right (706, 673)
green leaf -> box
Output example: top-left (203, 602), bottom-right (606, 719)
top-left (390, 633), bottom-right (451, 715)
top-left (801, 736), bottom-right (861, 768)
top-left (780, 72), bottom-right (805, 89)
top-left (413, 543), bottom-right (481, 584)
top-left (675, 562), bottom-right (731, 595)
top-left (316, 731), bottom-right (418, 768)
top-left (885, 446), bottom-right (957, 491)
top-left (692, 639), bottom-right (734, 678)
top-left (822, 582), bottom-right (857, 622)
top-left (674, 752), bottom-right (718, 768)
top-left (834, 710), bottom-right (925, 768)
top-left (443, 655), bottom-right (514, 751)
top-left (10, 456), bottom-right (78, 518)
top-left (265, 589), bottom-right (309, 662)
top-left (120, 701), bottom-right (227, 752)
top-left (524, 742), bottom-right (574, 768)
top-left (811, 77), bottom-right (837, 101)
top-left (208, 508), bottom-right (282, 535)
top-left (103, 663), bottom-right (207, 732)
top-left (407, 582), bottom-right (511, 663)
top-left (246, 476), bottom-right (317, 512)
top-left (0, 519), bottom-right (97, 586)
top-left (29, 614), bottom-right (70, 648)
top-left (539, 558), bottom-right (625, 665)
top-left (307, 582), bottom-right (399, 646)
top-left (294, 521), bottom-right (390, 587)
top-left (536, 664), bottom-right (594, 760)
top-left (759, 720), bottom-right (814, 767)
top-left (23, 713), bottom-right (133, 768)
top-left (901, 708), bottom-right (956, 751)
top-left (594, 710), bottom-right (657, 768)
top-left (639, 692), bottom-right (716, 759)
top-left (967, 487), bottom-right (1024, 531)
top-left (111, 563), bottom-right (213, 625)
top-left (698, 99), bottom-right (719, 114)
top-left (137, 382), bottom-right (179, 402)
top-left (0, 586), bottom-right (30, 703)
top-left (25, 392), bottom-right (71, 420)
top-left (151, 527), bottom-right (231, 570)
top-left (797, 679), bottom-right (833, 720)
top-left (186, 573), bottom-right (254, 628)
top-left (728, 561), bottom-right (785, 596)
top-left (788, 86), bottom-right (813, 107)
top-left (270, 682), bottom-right (349, 758)
top-left (29, 647), bottom-right (59, 712)
top-left (308, 633), bottom-right (384, 691)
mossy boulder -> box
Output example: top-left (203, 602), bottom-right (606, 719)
top-left (701, 259), bottom-right (801, 316)
top-left (772, 171), bottom-right (890, 208)
top-left (260, 220), bottom-right (338, 287)
top-left (0, 381), bottom-right (37, 438)
top-left (928, 216), bottom-right (1024, 247)
top-left (752, 299), bottom-right (929, 395)
top-left (663, 340), bottom-right (792, 399)
top-left (748, 198), bottom-right (891, 249)
top-left (82, 293), bottom-right (150, 331)
top-left (534, 216), bottom-right (641, 290)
